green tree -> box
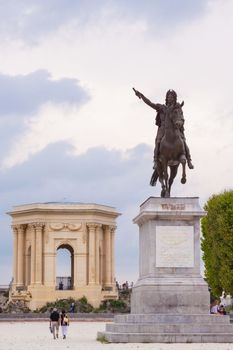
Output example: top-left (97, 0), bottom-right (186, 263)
top-left (201, 190), bottom-right (233, 297)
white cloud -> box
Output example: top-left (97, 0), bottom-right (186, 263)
top-left (1, 1), bottom-right (232, 182)
top-left (1, 103), bottom-right (78, 168)
top-left (0, 1), bottom-right (232, 190)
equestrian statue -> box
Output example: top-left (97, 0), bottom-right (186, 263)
top-left (133, 88), bottom-right (194, 198)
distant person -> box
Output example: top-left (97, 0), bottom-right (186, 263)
top-left (70, 302), bottom-right (75, 313)
top-left (50, 308), bottom-right (60, 339)
top-left (218, 305), bottom-right (226, 315)
top-left (210, 300), bottom-right (219, 314)
top-left (59, 281), bottom-right (63, 290)
top-left (61, 309), bottom-right (70, 339)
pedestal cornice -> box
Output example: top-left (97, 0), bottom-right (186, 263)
top-left (133, 197), bottom-right (206, 225)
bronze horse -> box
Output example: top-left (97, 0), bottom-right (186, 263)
top-left (150, 102), bottom-right (187, 197)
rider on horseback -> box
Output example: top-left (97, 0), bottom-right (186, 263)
top-left (133, 88), bottom-right (194, 170)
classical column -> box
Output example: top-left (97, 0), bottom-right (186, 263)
top-left (12, 225), bottom-right (18, 288)
top-left (105, 225), bottom-right (112, 287)
top-left (17, 225), bottom-right (25, 287)
top-left (87, 223), bottom-right (96, 285)
top-left (95, 224), bottom-right (102, 284)
top-left (110, 225), bottom-right (116, 285)
top-left (34, 223), bottom-right (45, 285)
top-left (25, 247), bottom-right (30, 286)
top-left (29, 224), bottom-right (36, 285)
top-left (100, 243), bottom-right (104, 285)
top-left (73, 253), bottom-right (78, 289)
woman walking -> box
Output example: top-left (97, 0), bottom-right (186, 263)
top-left (61, 310), bottom-right (69, 339)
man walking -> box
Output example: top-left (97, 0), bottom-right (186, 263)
top-left (50, 308), bottom-right (60, 339)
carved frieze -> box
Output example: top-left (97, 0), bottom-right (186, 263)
top-left (49, 223), bottom-right (82, 231)
top-left (49, 223), bottom-right (64, 231)
top-left (68, 223), bottom-right (82, 231)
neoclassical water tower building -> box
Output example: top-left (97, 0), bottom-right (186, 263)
top-left (8, 202), bottom-right (120, 310)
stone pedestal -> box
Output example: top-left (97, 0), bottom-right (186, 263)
top-left (131, 197), bottom-right (209, 315)
top-left (98, 197), bottom-right (233, 343)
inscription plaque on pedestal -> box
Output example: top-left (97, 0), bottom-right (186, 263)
top-left (156, 226), bottom-right (194, 267)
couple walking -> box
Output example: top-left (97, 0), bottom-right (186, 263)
top-left (49, 308), bottom-right (70, 339)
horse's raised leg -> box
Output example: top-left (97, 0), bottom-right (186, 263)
top-left (180, 156), bottom-right (186, 184)
top-left (168, 165), bottom-right (179, 195)
top-left (160, 159), bottom-right (169, 197)
top-left (157, 160), bottom-right (166, 197)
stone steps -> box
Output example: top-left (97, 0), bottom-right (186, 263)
top-left (106, 322), bottom-right (233, 333)
top-left (115, 314), bottom-right (230, 324)
top-left (99, 314), bottom-right (233, 343)
top-left (97, 331), bottom-right (233, 343)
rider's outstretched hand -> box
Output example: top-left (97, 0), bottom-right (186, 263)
top-left (133, 87), bottom-right (142, 99)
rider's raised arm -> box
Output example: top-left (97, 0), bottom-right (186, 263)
top-left (133, 88), bottom-right (161, 111)
top-left (141, 95), bottom-right (161, 110)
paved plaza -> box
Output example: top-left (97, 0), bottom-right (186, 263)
top-left (0, 321), bottom-right (233, 350)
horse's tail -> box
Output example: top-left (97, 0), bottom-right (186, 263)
top-left (150, 168), bottom-right (159, 186)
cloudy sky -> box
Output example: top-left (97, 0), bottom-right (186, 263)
top-left (0, 0), bottom-right (232, 285)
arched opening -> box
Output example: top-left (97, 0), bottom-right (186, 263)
top-left (56, 244), bottom-right (74, 290)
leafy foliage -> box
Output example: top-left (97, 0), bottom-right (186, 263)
top-left (36, 297), bottom-right (75, 313)
top-left (76, 296), bottom-right (94, 313)
top-left (36, 296), bottom-right (129, 314)
top-left (37, 296), bottom-right (93, 313)
top-left (97, 335), bottom-right (109, 343)
top-left (96, 299), bottom-right (128, 313)
top-left (201, 190), bottom-right (233, 297)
